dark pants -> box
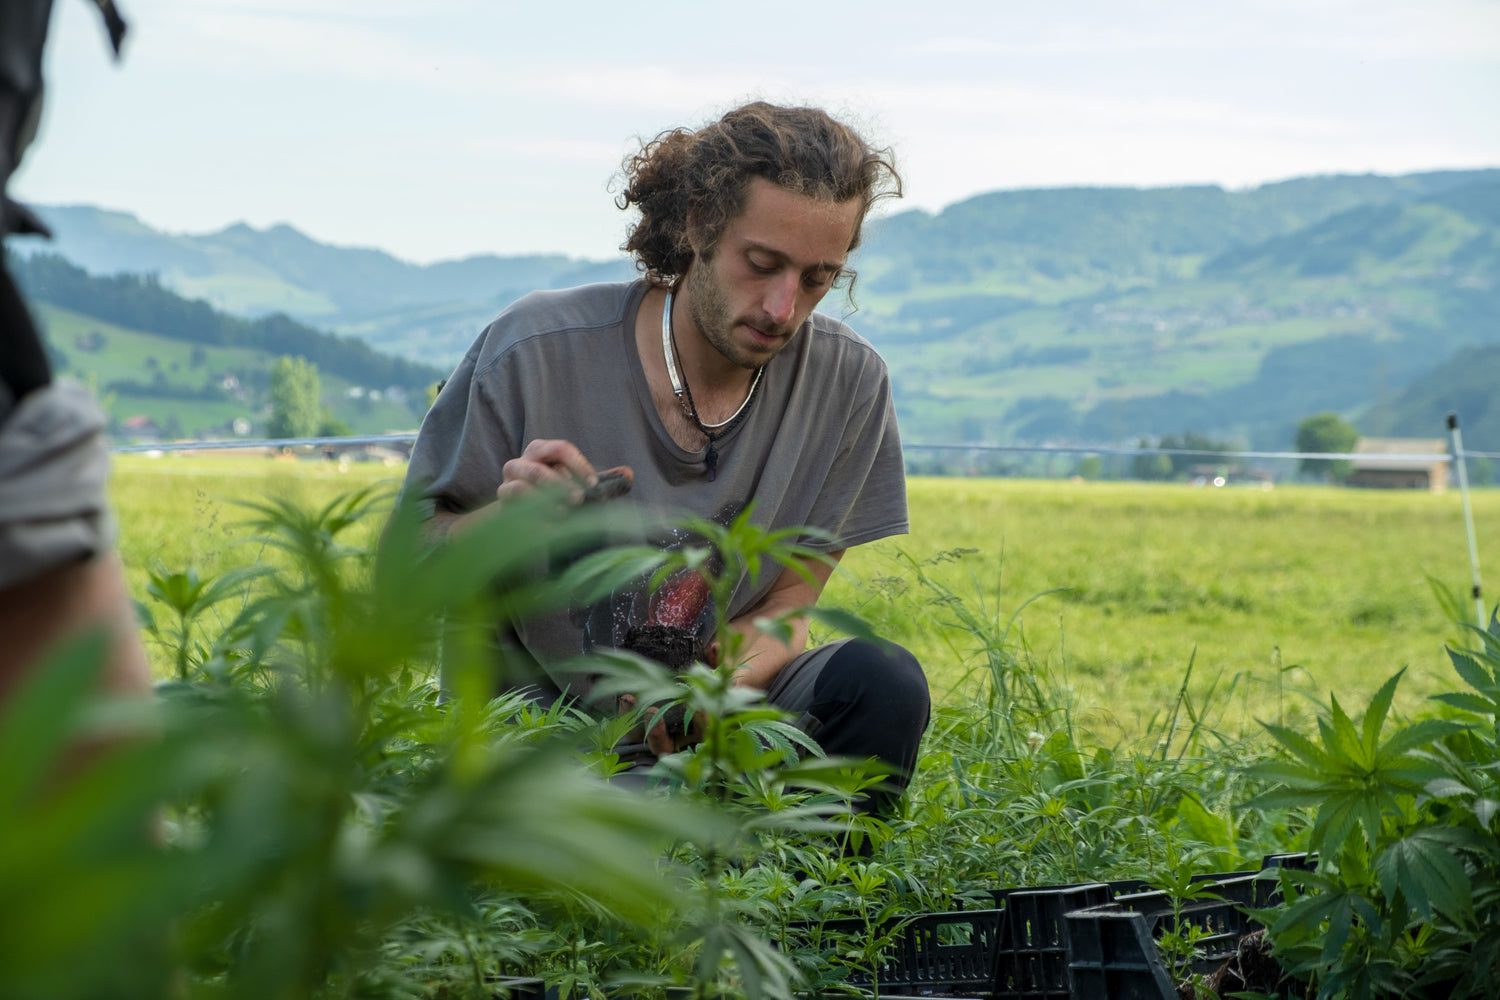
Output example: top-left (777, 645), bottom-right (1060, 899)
top-left (492, 637), bottom-right (931, 815)
top-left (763, 638), bottom-right (930, 814)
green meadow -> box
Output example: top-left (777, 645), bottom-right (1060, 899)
top-left (109, 455), bottom-right (1492, 741)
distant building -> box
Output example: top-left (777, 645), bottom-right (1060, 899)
top-left (118, 414), bottom-right (163, 443)
top-left (1348, 438), bottom-right (1449, 492)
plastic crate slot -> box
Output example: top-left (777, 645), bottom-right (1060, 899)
top-left (1065, 884), bottom-right (1273, 999)
top-left (990, 883), bottom-right (1112, 1000)
top-left (790, 910), bottom-right (1004, 994)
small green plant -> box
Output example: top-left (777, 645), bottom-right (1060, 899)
top-left (1, 485), bottom-right (738, 1000)
top-left (1242, 622), bottom-right (1500, 999)
top-left (28, 471), bottom-right (1425, 1000)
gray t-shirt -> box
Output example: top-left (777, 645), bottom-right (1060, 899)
top-left (406, 280), bottom-right (907, 690)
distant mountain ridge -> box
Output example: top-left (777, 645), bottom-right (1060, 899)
top-left (17, 204), bottom-right (634, 322)
top-left (15, 167), bottom-right (1500, 450)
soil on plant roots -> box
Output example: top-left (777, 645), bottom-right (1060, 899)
top-left (1181, 929), bottom-right (1289, 998)
top-left (620, 623), bottom-right (704, 734)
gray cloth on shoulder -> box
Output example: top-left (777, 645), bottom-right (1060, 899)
top-left (0, 379), bottom-right (112, 590)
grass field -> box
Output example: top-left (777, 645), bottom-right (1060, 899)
top-left (831, 478), bottom-right (1491, 741)
top-left (109, 455), bottom-right (1495, 742)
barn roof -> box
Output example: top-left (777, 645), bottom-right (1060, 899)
top-left (1351, 438), bottom-right (1448, 472)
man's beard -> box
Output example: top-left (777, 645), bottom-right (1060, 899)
top-left (682, 256), bottom-right (792, 371)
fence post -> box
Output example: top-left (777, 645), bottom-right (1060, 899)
top-left (1447, 412), bottom-right (1485, 629)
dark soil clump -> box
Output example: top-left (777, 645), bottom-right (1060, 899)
top-left (621, 623), bottom-right (706, 735)
top-left (1182, 929), bottom-right (1291, 998)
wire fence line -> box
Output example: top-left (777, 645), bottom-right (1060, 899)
top-left (107, 434), bottom-right (1500, 463)
top-left (109, 434), bottom-right (416, 454)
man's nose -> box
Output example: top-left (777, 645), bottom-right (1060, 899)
top-left (765, 274), bottom-right (798, 326)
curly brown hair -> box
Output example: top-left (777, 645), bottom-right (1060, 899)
top-left (617, 102), bottom-right (901, 286)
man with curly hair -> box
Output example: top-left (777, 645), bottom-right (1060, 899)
top-left (405, 102), bottom-right (928, 813)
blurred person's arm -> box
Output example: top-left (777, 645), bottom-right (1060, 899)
top-left (0, 263), bottom-right (151, 707)
top-left (0, 552), bottom-right (152, 703)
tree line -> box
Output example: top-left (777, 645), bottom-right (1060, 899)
top-left (8, 251), bottom-right (446, 393)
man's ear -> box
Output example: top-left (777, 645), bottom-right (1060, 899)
top-left (616, 692), bottom-right (638, 713)
top-left (705, 640), bottom-right (721, 668)
top-left (684, 207), bottom-right (715, 262)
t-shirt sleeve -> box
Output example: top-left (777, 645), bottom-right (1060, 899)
top-left (403, 326), bottom-right (519, 516)
top-left (805, 347), bottom-right (908, 550)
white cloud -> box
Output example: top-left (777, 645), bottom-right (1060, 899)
top-left (466, 137), bottom-right (626, 162)
top-left (177, 10), bottom-right (499, 90)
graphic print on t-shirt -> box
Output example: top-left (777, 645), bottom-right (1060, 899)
top-left (569, 503), bottom-right (743, 657)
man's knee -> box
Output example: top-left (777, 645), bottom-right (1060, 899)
top-left (814, 639), bottom-right (929, 720)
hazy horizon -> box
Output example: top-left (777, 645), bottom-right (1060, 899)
top-left (13, 0), bottom-right (1499, 264)
top-left (33, 163), bottom-right (1500, 269)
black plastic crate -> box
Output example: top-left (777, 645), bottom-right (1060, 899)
top-left (484, 976), bottom-right (557, 1000)
top-left (1112, 871), bottom-right (1281, 913)
top-left (1260, 851), bottom-right (1315, 871)
top-left (807, 908), bottom-right (1005, 995)
top-left (1065, 873), bottom-right (1279, 1000)
top-left (988, 882), bottom-right (1114, 1000)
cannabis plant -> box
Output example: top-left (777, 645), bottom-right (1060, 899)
top-left (0, 484), bottom-right (728, 1000)
top-left (1243, 621), bottom-right (1500, 999)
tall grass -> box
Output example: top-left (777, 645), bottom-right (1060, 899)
top-left (68, 456), bottom-right (1497, 999)
top-left (110, 457), bottom-right (1492, 739)
top-left (828, 477), bottom-right (1494, 739)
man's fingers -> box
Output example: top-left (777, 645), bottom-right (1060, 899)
top-left (495, 440), bottom-right (605, 504)
top-left (522, 439), bottom-right (597, 483)
top-left (642, 706), bottom-right (675, 758)
top-left (641, 703), bottom-right (704, 757)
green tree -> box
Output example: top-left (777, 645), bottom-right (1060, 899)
top-left (317, 411), bottom-right (352, 437)
top-left (267, 355), bottom-right (321, 439)
top-left (1131, 437), bottom-right (1174, 481)
top-left (1295, 411), bottom-right (1359, 482)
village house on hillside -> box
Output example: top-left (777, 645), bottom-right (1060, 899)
top-left (118, 414), bottom-right (163, 443)
top-left (1348, 437), bottom-right (1449, 492)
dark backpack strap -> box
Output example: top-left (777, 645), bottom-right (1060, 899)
top-left (0, 264), bottom-right (51, 403)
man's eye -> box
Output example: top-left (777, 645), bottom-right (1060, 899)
top-left (748, 258), bottom-right (776, 274)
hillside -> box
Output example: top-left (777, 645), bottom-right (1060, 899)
top-left (851, 173), bottom-right (1500, 449)
top-left (1362, 343), bottom-right (1500, 452)
top-left (18, 205), bottom-right (633, 324)
top-left (10, 253), bottom-right (446, 440)
top-left (16, 168), bottom-right (1500, 449)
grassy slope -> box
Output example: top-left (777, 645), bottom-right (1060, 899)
top-left (40, 303), bottom-right (423, 436)
top-left (861, 197), bottom-right (1496, 446)
top-left (111, 457), bottom-right (1489, 744)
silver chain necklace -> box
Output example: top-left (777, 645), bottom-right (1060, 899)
top-left (661, 289), bottom-right (764, 480)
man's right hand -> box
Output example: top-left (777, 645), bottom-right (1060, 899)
top-left (497, 438), bottom-right (598, 503)
top-left (426, 440), bottom-right (632, 543)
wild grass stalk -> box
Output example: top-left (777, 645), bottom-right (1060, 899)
top-left (84, 462), bottom-right (1500, 997)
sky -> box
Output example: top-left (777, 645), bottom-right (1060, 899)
top-left (12, 0), bottom-right (1500, 265)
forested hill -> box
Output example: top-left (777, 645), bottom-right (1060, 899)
top-left (849, 171), bottom-right (1500, 450)
top-left (858, 169), bottom-right (1497, 291)
top-left (9, 252), bottom-right (448, 439)
top-left (19, 167), bottom-right (1500, 449)
top-left (11, 252), bottom-right (446, 394)
top-left (1363, 342), bottom-right (1500, 451)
